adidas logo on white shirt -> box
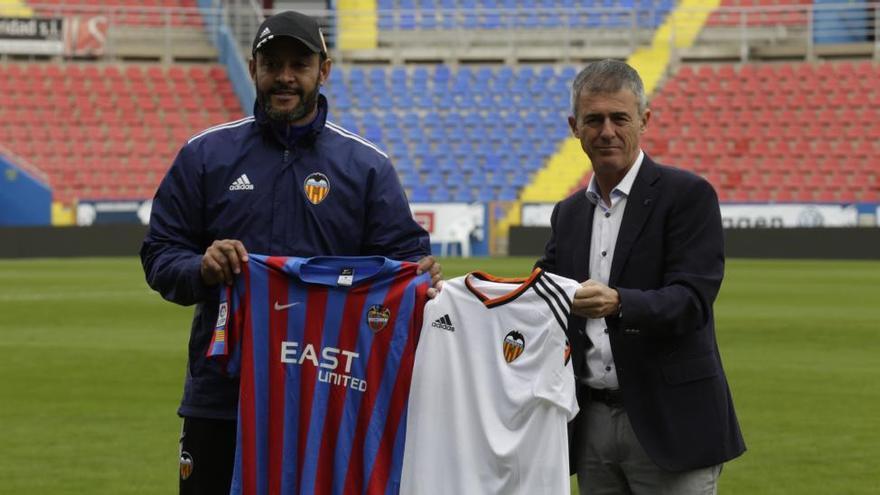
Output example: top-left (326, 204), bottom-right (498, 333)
top-left (229, 174), bottom-right (254, 191)
top-left (432, 314), bottom-right (455, 332)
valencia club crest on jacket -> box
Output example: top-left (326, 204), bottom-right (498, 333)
top-left (304, 172), bottom-right (330, 204)
top-left (367, 304), bottom-right (391, 333)
top-left (503, 330), bottom-right (525, 363)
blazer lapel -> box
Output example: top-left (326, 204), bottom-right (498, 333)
top-left (571, 193), bottom-right (594, 282)
top-left (610, 156), bottom-right (660, 285)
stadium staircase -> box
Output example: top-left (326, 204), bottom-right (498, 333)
top-left (0, 0), bottom-right (30, 16)
top-left (337, 0), bottom-right (379, 50)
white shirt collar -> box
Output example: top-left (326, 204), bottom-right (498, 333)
top-left (585, 150), bottom-right (645, 206)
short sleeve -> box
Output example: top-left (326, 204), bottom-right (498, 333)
top-left (533, 273), bottom-right (581, 419)
top-left (533, 329), bottom-right (579, 420)
top-left (206, 279), bottom-right (244, 376)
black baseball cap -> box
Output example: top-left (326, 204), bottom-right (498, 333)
top-left (252, 11), bottom-right (327, 56)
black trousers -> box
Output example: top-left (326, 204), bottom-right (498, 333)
top-left (179, 416), bottom-right (236, 495)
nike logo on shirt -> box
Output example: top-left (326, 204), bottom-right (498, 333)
top-left (274, 301), bottom-right (301, 311)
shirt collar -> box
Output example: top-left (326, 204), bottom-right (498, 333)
top-left (585, 149), bottom-right (645, 206)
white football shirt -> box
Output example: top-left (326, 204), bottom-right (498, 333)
top-left (400, 268), bottom-right (580, 495)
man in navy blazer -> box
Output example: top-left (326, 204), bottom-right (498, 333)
top-left (536, 60), bottom-right (745, 494)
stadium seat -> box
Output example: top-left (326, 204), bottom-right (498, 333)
top-left (0, 61), bottom-right (242, 204)
top-left (642, 60), bottom-right (880, 203)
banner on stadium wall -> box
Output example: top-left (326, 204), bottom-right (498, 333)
top-left (0, 17), bottom-right (63, 55)
top-left (410, 203), bottom-right (487, 257)
top-left (0, 16), bottom-right (107, 56)
top-left (79, 200), bottom-right (490, 254)
top-left (521, 203), bottom-right (556, 227)
top-left (720, 204), bottom-right (858, 228)
top-left (65, 15), bottom-right (109, 57)
top-left (521, 202), bottom-right (860, 228)
top-left (77, 200), bottom-right (152, 226)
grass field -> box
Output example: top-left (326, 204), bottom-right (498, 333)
top-left (1, 257), bottom-right (878, 494)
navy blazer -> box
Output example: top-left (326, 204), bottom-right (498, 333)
top-left (537, 155), bottom-right (746, 472)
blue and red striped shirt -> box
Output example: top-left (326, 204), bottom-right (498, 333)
top-left (208, 254), bottom-right (430, 495)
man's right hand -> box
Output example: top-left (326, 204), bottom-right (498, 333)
top-left (201, 239), bottom-right (249, 286)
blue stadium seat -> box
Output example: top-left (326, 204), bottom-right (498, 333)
top-left (410, 185), bottom-right (431, 202)
top-left (477, 186), bottom-right (497, 202)
top-left (453, 188), bottom-right (474, 203)
top-left (431, 188), bottom-right (453, 202)
top-left (498, 186), bottom-right (518, 201)
top-left (328, 63), bottom-right (576, 202)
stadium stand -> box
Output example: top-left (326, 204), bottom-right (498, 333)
top-left (580, 60), bottom-right (880, 203)
top-left (323, 63), bottom-right (575, 203)
top-left (2, 1), bottom-right (878, 229)
top-left (16, 1), bottom-right (218, 62)
top-left (31, 0), bottom-right (202, 26)
top-left (0, 62), bottom-right (242, 205)
top-left (707, 0), bottom-right (811, 27)
top-left (375, 0), bottom-right (675, 30)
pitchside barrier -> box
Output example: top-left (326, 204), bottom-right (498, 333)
top-left (513, 201), bottom-right (880, 259)
top-left (2, 223), bottom-right (880, 259)
top-left (0, 201), bottom-right (491, 258)
top-left (509, 226), bottom-right (880, 260)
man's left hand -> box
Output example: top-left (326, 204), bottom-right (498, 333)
top-left (572, 279), bottom-right (620, 319)
top-left (417, 256), bottom-right (443, 298)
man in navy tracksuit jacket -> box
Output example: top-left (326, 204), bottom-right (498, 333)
top-left (140, 11), bottom-right (437, 494)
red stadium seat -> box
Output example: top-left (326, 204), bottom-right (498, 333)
top-left (189, 65), bottom-right (209, 82)
top-left (124, 65), bottom-right (145, 80)
top-left (0, 61), bottom-right (241, 204)
top-left (647, 60), bottom-right (880, 205)
top-left (146, 65), bottom-right (165, 81)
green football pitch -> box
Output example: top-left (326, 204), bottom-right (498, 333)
top-left (1, 257), bottom-right (878, 494)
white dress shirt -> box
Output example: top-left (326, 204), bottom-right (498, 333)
top-left (582, 150), bottom-right (644, 390)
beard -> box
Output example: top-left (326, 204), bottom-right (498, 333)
top-left (259, 83), bottom-right (320, 123)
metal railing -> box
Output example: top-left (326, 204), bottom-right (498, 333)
top-left (675, 3), bottom-right (880, 62)
top-left (4, 3), bottom-right (878, 63)
top-left (208, 4), bottom-right (879, 63)
top-left (6, 4), bottom-right (224, 61)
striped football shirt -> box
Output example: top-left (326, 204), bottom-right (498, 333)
top-left (208, 254), bottom-right (430, 495)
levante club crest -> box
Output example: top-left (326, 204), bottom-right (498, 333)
top-left (304, 172), bottom-right (330, 204)
top-left (367, 304), bottom-right (391, 333)
top-left (503, 330), bottom-right (525, 363)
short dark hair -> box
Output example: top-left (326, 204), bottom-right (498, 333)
top-left (571, 59), bottom-right (647, 117)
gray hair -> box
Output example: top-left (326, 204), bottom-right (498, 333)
top-left (570, 59), bottom-right (647, 117)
